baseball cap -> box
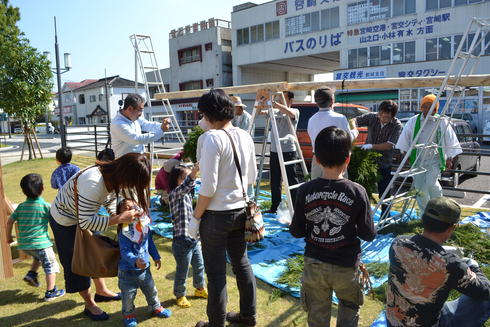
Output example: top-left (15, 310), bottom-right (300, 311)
top-left (230, 96), bottom-right (247, 108)
top-left (422, 197), bottom-right (461, 224)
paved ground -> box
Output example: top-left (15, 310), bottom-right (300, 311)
top-left (2, 132), bottom-right (490, 209)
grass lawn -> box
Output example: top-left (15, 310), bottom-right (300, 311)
top-left (1, 156), bottom-right (385, 326)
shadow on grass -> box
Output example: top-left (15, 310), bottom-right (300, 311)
top-left (0, 299), bottom-right (78, 326)
top-left (0, 289), bottom-right (39, 305)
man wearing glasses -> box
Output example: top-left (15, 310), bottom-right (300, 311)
top-left (111, 94), bottom-right (170, 158)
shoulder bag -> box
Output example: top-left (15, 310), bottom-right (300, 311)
top-left (71, 166), bottom-right (120, 278)
top-left (222, 129), bottom-right (265, 243)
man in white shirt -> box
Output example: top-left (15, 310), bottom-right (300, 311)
top-left (307, 87), bottom-right (358, 179)
top-left (231, 96), bottom-right (252, 132)
top-left (110, 94), bottom-right (170, 158)
top-left (395, 94), bottom-right (462, 212)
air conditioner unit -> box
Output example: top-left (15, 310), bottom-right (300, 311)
top-left (208, 18), bottom-right (215, 28)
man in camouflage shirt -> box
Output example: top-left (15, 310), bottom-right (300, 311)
top-left (386, 197), bottom-right (490, 327)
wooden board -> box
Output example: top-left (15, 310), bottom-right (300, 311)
top-left (155, 74), bottom-right (490, 100)
top-left (0, 157), bottom-right (14, 279)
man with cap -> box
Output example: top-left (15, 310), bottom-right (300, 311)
top-left (386, 197), bottom-right (490, 327)
top-left (111, 93), bottom-right (170, 158)
top-left (231, 95), bottom-right (252, 132)
top-left (395, 94), bottom-right (462, 212)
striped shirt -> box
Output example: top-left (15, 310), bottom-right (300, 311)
top-left (169, 176), bottom-right (195, 239)
top-left (10, 197), bottom-right (53, 250)
top-left (50, 166), bottom-right (116, 231)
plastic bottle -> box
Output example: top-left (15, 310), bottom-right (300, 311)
top-left (277, 201), bottom-right (291, 225)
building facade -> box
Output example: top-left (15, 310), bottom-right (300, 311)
top-left (231, 0), bottom-right (490, 131)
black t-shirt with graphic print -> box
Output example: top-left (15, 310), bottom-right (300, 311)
top-left (289, 178), bottom-right (376, 267)
top-left (386, 234), bottom-right (490, 327)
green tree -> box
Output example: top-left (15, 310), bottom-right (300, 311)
top-left (0, 0), bottom-right (53, 160)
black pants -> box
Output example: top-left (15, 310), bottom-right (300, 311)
top-left (49, 215), bottom-right (91, 293)
top-left (270, 151), bottom-right (299, 212)
top-left (199, 208), bottom-right (256, 327)
top-left (378, 167), bottom-right (393, 216)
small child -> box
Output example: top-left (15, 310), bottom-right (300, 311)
top-left (6, 173), bottom-right (65, 301)
top-left (155, 152), bottom-right (183, 205)
top-left (117, 199), bottom-right (171, 327)
top-left (289, 126), bottom-right (376, 327)
top-left (168, 163), bottom-right (207, 308)
top-left (50, 147), bottom-right (80, 189)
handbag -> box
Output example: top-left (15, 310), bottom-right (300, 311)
top-left (71, 166), bottom-right (120, 278)
top-left (222, 130), bottom-right (265, 243)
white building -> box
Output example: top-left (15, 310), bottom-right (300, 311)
top-left (71, 76), bottom-right (145, 125)
top-left (147, 18), bottom-right (233, 132)
top-left (231, 0), bottom-right (490, 131)
top-left (58, 79), bottom-right (97, 125)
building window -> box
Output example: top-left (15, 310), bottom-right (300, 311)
top-left (285, 11), bottom-right (325, 37)
top-left (349, 41), bottom-right (414, 68)
top-left (427, 0), bottom-right (484, 10)
top-left (393, 0), bottom-right (416, 16)
top-left (178, 45), bottom-right (202, 65)
top-left (79, 94), bottom-right (85, 104)
top-left (89, 95), bottom-right (96, 102)
top-left (320, 7), bottom-right (340, 30)
top-left (347, 0), bottom-right (415, 24)
top-left (454, 33), bottom-right (483, 56)
top-left (179, 80), bottom-right (203, 91)
top-left (265, 21), bottom-right (280, 40)
top-left (426, 36), bottom-right (453, 60)
top-left (206, 78), bottom-right (214, 87)
top-left (237, 27), bottom-right (250, 45)
top-left (205, 42), bottom-right (212, 51)
top-left (99, 94), bottom-right (103, 101)
top-left (222, 39), bottom-right (232, 46)
top-left (250, 24), bottom-right (265, 43)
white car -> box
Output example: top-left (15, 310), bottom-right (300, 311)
top-left (484, 120), bottom-right (490, 143)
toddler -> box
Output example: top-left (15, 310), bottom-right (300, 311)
top-left (117, 199), bottom-right (171, 327)
top-left (168, 163), bottom-right (207, 308)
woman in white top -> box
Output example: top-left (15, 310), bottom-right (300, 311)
top-left (50, 153), bottom-right (150, 321)
top-left (192, 89), bottom-right (257, 327)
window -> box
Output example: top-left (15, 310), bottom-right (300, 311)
top-left (391, 41), bottom-right (414, 64)
top-left (380, 45), bottom-right (391, 64)
top-left (392, 43), bottom-right (404, 64)
top-left (179, 80), bottom-right (203, 91)
top-left (265, 20), bottom-right (280, 40)
top-left (222, 39), bottom-right (232, 46)
top-left (206, 78), bottom-right (214, 87)
top-left (439, 36), bottom-right (452, 59)
top-left (320, 7), bottom-right (340, 30)
top-left (427, 0), bottom-right (485, 10)
top-left (426, 38), bottom-right (438, 60)
top-left (369, 46), bottom-right (380, 66)
top-left (205, 42), bottom-right (212, 51)
top-left (347, 2), bottom-right (369, 25)
top-left (99, 94), bottom-right (103, 102)
top-left (250, 24), bottom-right (264, 43)
top-left (348, 49), bottom-right (359, 68)
top-left (178, 46), bottom-right (202, 65)
top-left (79, 94), bottom-right (85, 104)
top-left (358, 47), bottom-right (368, 67)
top-left (405, 41), bottom-right (415, 62)
top-left (485, 33), bottom-right (490, 55)
top-left (350, 41), bottom-right (413, 68)
top-left (393, 0), bottom-right (415, 16)
top-left (237, 28), bottom-right (249, 45)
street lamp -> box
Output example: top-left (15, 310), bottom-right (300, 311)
top-left (43, 16), bottom-right (71, 148)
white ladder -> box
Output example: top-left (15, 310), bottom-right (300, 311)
top-left (249, 91), bottom-right (309, 217)
top-left (375, 17), bottom-right (490, 230)
top-left (130, 34), bottom-right (185, 171)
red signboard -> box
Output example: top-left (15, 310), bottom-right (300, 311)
top-left (276, 1), bottom-right (287, 16)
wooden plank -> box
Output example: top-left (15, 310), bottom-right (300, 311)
top-left (155, 74), bottom-right (490, 100)
top-left (0, 156), bottom-right (14, 279)
top-left (154, 81), bottom-right (288, 100)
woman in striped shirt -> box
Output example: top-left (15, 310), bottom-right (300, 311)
top-left (50, 153), bottom-right (151, 321)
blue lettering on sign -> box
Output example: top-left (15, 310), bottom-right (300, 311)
top-left (347, 13), bottom-right (449, 43)
top-left (283, 33), bottom-right (343, 54)
top-left (398, 69), bottom-right (445, 77)
top-left (307, 0), bottom-right (316, 7)
top-left (295, 0), bottom-right (305, 10)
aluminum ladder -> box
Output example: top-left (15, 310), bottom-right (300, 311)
top-left (374, 17), bottom-right (490, 230)
top-left (130, 34), bottom-right (185, 171)
top-left (249, 91), bottom-right (309, 217)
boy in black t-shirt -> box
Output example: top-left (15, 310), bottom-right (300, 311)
top-left (290, 126), bottom-right (376, 327)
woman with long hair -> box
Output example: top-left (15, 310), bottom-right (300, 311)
top-left (192, 89), bottom-right (257, 327)
top-left (49, 153), bottom-right (151, 321)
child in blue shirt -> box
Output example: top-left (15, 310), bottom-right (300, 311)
top-left (50, 147), bottom-right (80, 189)
top-left (168, 163), bottom-right (207, 308)
top-left (117, 199), bottom-right (171, 327)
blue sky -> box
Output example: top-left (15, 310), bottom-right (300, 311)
top-left (11, 0), bottom-right (267, 85)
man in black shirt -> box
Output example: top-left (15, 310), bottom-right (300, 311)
top-left (387, 197), bottom-right (490, 327)
top-left (290, 126), bottom-right (376, 327)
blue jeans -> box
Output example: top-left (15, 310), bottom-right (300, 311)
top-left (118, 268), bottom-right (160, 316)
top-left (438, 295), bottom-right (490, 327)
top-left (172, 236), bottom-right (205, 298)
top-left (200, 208), bottom-right (257, 327)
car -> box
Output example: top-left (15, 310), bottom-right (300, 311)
top-left (393, 118), bottom-right (480, 188)
top-left (294, 102), bottom-right (370, 167)
top-left (13, 127), bottom-right (22, 133)
top-left (483, 120), bottom-right (490, 143)
top-left (449, 113), bottom-right (477, 133)
top-left (396, 111), bottom-right (418, 120)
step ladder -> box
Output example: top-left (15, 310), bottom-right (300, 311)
top-left (374, 17), bottom-right (490, 230)
top-left (130, 34), bottom-right (185, 172)
top-left (249, 90), bottom-right (309, 217)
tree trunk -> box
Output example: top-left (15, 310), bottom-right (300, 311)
top-left (31, 128), bottom-right (43, 159)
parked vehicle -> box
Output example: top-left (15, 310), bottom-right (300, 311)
top-left (483, 120), bottom-right (490, 143)
top-left (393, 117), bottom-right (480, 188)
top-left (396, 111), bottom-right (418, 121)
top-left (35, 122), bottom-right (55, 134)
top-left (295, 102), bottom-right (370, 167)
top-left (449, 113), bottom-right (477, 133)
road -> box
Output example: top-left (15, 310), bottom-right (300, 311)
top-left (2, 133), bottom-right (490, 209)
